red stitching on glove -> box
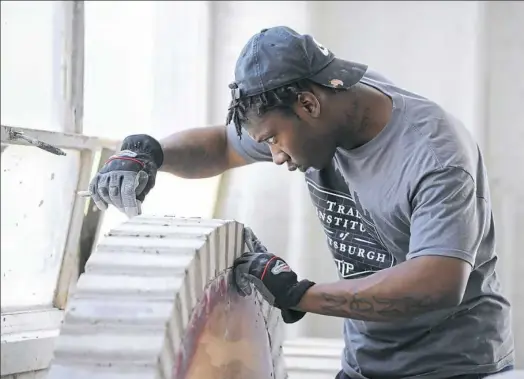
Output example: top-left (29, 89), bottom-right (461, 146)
top-left (261, 256), bottom-right (278, 280)
top-left (105, 156), bottom-right (145, 167)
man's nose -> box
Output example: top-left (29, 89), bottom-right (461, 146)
top-left (270, 146), bottom-right (290, 166)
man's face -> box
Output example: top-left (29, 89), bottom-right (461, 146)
top-left (244, 108), bottom-right (338, 172)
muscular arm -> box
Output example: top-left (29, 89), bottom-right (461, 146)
top-left (295, 166), bottom-right (484, 322)
top-left (159, 125), bottom-right (249, 179)
top-left (295, 255), bottom-right (471, 322)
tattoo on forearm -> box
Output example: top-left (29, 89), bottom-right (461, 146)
top-left (319, 292), bottom-right (441, 320)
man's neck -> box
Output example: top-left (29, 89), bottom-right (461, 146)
top-left (338, 83), bottom-right (393, 151)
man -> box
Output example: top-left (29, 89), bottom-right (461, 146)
top-left (88, 27), bottom-right (514, 378)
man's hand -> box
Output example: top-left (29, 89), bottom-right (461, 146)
top-left (232, 228), bottom-right (315, 323)
top-left (88, 134), bottom-right (164, 217)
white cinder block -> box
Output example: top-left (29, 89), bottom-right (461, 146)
top-left (85, 252), bottom-right (195, 276)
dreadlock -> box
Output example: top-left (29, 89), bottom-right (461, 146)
top-left (226, 79), bottom-right (323, 139)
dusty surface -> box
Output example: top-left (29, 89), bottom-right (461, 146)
top-left (177, 274), bottom-right (274, 379)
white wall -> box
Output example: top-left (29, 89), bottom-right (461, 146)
top-left (483, 0), bottom-right (524, 366)
top-left (310, 1), bottom-right (484, 140)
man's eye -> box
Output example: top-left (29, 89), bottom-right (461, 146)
top-left (265, 137), bottom-right (276, 145)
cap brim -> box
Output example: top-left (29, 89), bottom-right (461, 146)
top-left (309, 58), bottom-right (368, 90)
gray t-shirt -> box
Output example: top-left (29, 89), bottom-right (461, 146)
top-left (226, 69), bottom-right (514, 378)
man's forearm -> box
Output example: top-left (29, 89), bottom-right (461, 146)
top-left (295, 256), bottom-right (470, 322)
top-left (159, 126), bottom-right (231, 179)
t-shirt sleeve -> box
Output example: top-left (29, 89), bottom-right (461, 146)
top-left (407, 166), bottom-right (488, 266)
top-left (225, 122), bottom-right (273, 163)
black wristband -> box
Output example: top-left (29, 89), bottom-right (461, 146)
top-left (288, 279), bottom-right (316, 308)
top-left (281, 309), bottom-right (307, 324)
top-left (120, 134), bottom-right (164, 168)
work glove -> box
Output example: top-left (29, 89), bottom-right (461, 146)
top-left (233, 228), bottom-right (316, 324)
top-left (88, 134), bottom-right (164, 217)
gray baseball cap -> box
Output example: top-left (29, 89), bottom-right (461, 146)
top-left (229, 26), bottom-right (368, 100)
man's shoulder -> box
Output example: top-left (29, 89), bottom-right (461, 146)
top-left (361, 69), bottom-right (479, 176)
top-left (405, 107), bottom-right (481, 174)
top-left (361, 68), bottom-right (448, 119)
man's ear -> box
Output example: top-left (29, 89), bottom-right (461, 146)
top-left (296, 92), bottom-right (321, 118)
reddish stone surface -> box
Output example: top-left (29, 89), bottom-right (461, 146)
top-left (173, 271), bottom-right (274, 379)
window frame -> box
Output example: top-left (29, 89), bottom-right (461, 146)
top-left (0, 2), bottom-right (119, 375)
top-left (1, 125), bottom-right (119, 375)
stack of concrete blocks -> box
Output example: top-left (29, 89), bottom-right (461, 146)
top-left (47, 216), bottom-right (287, 379)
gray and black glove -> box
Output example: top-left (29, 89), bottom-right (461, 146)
top-left (233, 228), bottom-right (316, 324)
top-left (88, 134), bottom-right (164, 217)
